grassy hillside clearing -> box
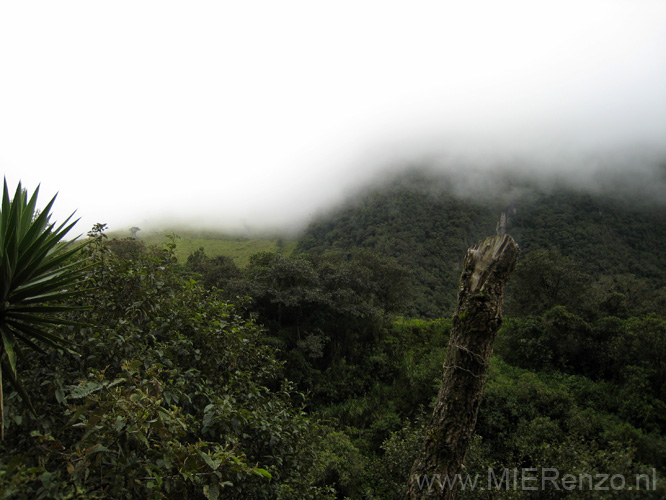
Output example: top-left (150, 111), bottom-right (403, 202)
top-left (108, 228), bottom-right (297, 267)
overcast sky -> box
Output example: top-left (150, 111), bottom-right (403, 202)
top-left (1, 1), bottom-right (665, 235)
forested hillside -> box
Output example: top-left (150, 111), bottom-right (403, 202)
top-left (2, 177), bottom-right (666, 498)
top-left (297, 168), bottom-right (666, 317)
top-left (175, 167), bottom-right (666, 498)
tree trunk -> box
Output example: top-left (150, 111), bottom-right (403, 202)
top-left (406, 234), bottom-right (519, 499)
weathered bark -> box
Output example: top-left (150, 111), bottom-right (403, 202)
top-left (406, 234), bottom-right (519, 499)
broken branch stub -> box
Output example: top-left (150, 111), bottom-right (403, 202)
top-left (406, 234), bottom-right (519, 499)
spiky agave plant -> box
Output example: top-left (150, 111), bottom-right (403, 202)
top-left (0, 179), bottom-right (88, 438)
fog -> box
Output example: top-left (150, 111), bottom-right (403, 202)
top-left (1, 1), bottom-right (665, 236)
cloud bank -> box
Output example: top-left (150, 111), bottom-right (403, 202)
top-left (0, 1), bottom-right (664, 234)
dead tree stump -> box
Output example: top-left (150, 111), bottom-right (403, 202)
top-left (406, 234), bottom-right (519, 499)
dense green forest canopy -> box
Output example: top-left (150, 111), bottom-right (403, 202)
top-left (297, 167), bottom-right (666, 318)
top-left (1, 171), bottom-right (665, 498)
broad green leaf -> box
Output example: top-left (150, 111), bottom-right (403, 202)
top-left (254, 468), bottom-right (272, 479)
top-left (203, 483), bottom-right (220, 500)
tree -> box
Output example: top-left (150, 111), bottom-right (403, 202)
top-left (0, 180), bottom-right (88, 438)
top-left (406, 235), bottom-right (519, 499)
top-left (505, 248), bottom-right (591, 317)
top-left (185, 247), bottom-right (242, 292)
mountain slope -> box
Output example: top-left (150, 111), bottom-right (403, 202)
top-left (297, 169), bottom-right (666, 317)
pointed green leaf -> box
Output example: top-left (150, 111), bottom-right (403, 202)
top-left (8, 304), bottom-right (88, 314)
top-left (6, 313), bottom-right (87, 328)
top-left (10, 266), bottom-right (88, 303)
top-left (8, 329), bottom-right (47, 355)
top-left (18, 185), bottom-right (41, 240)
top-left (0, 180), bottom-right (87, 418)
top-left (12, 289), bottom-right (90, 307)
top-left (0, 327), bottom-right (17, 377)
top-left (0, 356), bottom-right (36, 415)
top-left (4, 320), bottom-right (73, 350)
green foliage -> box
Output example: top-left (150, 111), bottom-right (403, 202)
top-left (306, 430), bottom-right (370, 499)
top-left (470, 359), bottom-right (666, 499)
top-left (369, 412), bottom-right (429, 499)
top-left (193, 249), bottom-right (413, 405)
top-left (121, 228), bottom-right (297, 267)
top-left (0, 232), bottom-right (335, 499)
top-left (297, 170), bottom-right (498, 317)
top-left (185, 247), bottom-right (243, 292)
top-left (4, 170), bottom-right (666, 498)
top-left (296, 168), bottom-right (666, 317)
top-left (505, 249), bottom-right (592, 317)
top-left (497, 307), bottom-right (597, 375)
top-left (497, 308), bottom-right (666, 417)
top-left (0, 180), bottom-right (88, 434)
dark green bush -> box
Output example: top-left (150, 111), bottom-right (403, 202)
top-left (0, 235), bottom-right (335, 499)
